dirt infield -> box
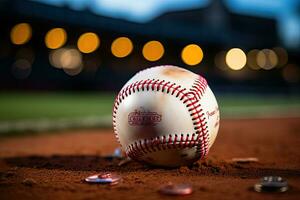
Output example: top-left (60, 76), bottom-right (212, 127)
top-left (0, 118), bottom-right (299, 200)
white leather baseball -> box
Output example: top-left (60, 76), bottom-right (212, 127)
top-left (113, 65), bottom-right (220, 167)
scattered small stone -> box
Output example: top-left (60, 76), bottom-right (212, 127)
top-left (254, 176), bottom-right (288, 193)
top-left (230, 163), bottom-right (244, 169)
top-left (85, 172), bottom-right (121, 185)
top-left (231, 157), bottom-right (259, 163)
top-left (134, 178), bottom-right (144, 184)
top-left (179, 166), bottom-right (190, 173)
top-left (22, 178), bottom-right (37, 187)
top-left (159, 183), bottom-right (193, 195)
top-left (210, 166), bottom-right (220, 174)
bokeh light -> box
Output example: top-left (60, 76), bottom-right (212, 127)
top-left (77, 32), bottom-right (100, 53)
top-left (282, 64), bottom-right (300, 83)
top-left (49, 48), bottom-right (64, 69)
top-left (247, 49), bottom-right (260, 70)
top-left (60, 48), bottom-right (82, 70)
top-left (225, 48), bottom-right (247, 70)
top-left (142, 40), bottom-right (164, 61)
top-left (111, 37), bottom-right (133, 58)
top-left (11, 59), bottom-right (32, 79)
top-left (63, 66), bottom-right (83, 76)
top-left (181, 44), bottom-right (203, 66)
top-left (214, 51), bottom-right (227, 71)
top-left (256, 49), bottom-right (278, 70)
top-left (45, 28), bottom-right (67, 49)
top-left (10, 23), bottom-right (32, 45)
top-left (273, 47), bottom-right (288, 67)
top-left (49, 48), bottom-right (83, 76)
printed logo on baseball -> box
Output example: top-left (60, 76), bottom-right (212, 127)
top-left (113, 65), bottom-right (220, 167)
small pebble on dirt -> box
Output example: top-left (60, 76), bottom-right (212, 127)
top-left (22, 178), bottom-right (37, 186)
top-left (210, 166), bottom-right (221, 174)
top-left (179, 166), bottom-right (190, 173)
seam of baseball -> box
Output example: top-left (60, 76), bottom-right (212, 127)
top-left (112, 76), bottom-right (209, 160)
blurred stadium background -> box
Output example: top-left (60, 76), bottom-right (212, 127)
top-left (0, 0), bottom-right (299, 134)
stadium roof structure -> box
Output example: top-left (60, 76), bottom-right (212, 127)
top-left (0, 0), bottom-right (283, 50)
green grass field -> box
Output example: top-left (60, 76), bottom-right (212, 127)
top-left (0, 92), bottom-right (114, 121)
top-left (0, 92), bottom-right (299, 134)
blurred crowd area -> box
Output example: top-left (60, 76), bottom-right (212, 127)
top-left (0, 0), bottom-right (299, 94)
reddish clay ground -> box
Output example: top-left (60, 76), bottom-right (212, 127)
top-left (0, 118), bottom-right (299, 200)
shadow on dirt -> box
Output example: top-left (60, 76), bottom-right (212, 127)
top-left (3, 155), bottom-right (300, 178)
top-left (4, 155), bottom-right (148, 172)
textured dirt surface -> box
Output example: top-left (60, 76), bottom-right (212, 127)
top-left (0, 118), bottom-right (300, 200)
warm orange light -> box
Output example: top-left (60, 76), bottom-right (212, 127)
top-left (77, 32), bottom-right (100, 53)
top-left (256, 49), bottom-right (278, 70)
top-left (10, 23), bottom-right (32, 45)
top-left (142, 41), bottom-right (164, 61)
top-left (273, 47), bottom-right (288, 67)
top-left (181, 44), bottom-right (203, 66)
top-left (247, 49), bottom-right (260, 70)
top-left (49, 48), bottom-right (82, 72)
top-left (60, 48), bottom-right (82, 70)
top-left (225, 48), bottom-right (246, 70)
top-left (45, 28), bottom-right (67, 49)
top-left (111, 37), bottom-right (133, 58)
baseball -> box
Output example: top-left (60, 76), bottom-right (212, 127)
top-left (113, 65), bottom-right (220, 167)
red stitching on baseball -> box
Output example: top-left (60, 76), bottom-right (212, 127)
top-left (112, 75), bottom-right (209, 161)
